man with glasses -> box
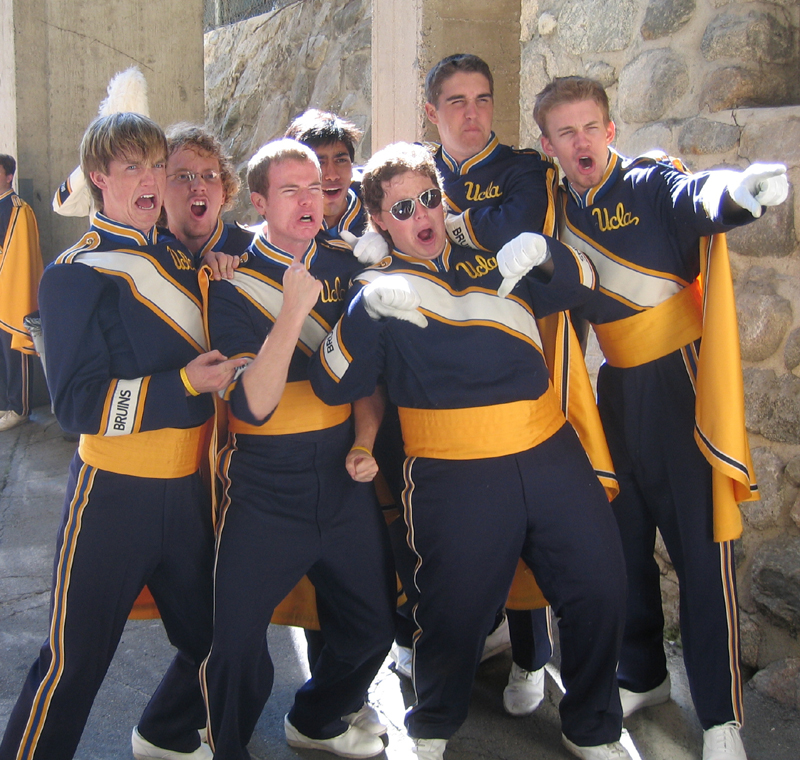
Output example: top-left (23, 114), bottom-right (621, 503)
top-left (163, 123), bottom-right (253, 274)
top-left (309, 142), bottom-right (630, 760)
top-left (200, 138), bottom-right (395, 760)
top-left (421, 52), bottom-right (561, 717)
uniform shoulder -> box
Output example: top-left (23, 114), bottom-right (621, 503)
top-left (624, 150), bottom-right (689, 175)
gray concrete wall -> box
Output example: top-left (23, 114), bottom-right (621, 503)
top-left (3, 0), bottom-right (206, 263)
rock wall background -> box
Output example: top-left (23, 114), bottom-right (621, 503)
top-left (204, 0), bottom-right (371, 223)
top-left (519, 0), bottom-right (800, 707)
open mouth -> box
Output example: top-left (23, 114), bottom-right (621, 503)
top-left (323, 187), bottom-right (342, 197)
top-left (578, 156), bottom-right (594, 171)
top-left (136, 194), bottom-right (157, 211)
top-left (300, 214), bottom-right (314, 223)
top-left (418, 227), bottom-right (434, 243)
top-left (191, 199), bottom-right (208, 218)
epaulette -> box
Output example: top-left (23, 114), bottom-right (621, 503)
top-left (626, 151), bottom-right (690, 174)
top-left (11, 195), bottom-right (23, 208)
top-left (55, 230), bottom-right (102, 263)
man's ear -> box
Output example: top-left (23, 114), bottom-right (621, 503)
top-left (372, 210), bottom-right (388, 233)
top-left (605, 120), bottom-right (616, 146)
top-left (90, 171), bottom-right (108, 192)
top-left (539, 134), bottom-right (554, 158)
top-left (250, 191), bottom-right (268, 217)
top-left (424, 101), bottom-right (439, 126)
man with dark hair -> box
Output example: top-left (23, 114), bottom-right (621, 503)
top-left (535, 75), bottom-right (789, 760)
top-left (200, 138), bottom-right (395, 760)
top-left (0, 154), bottom-right (42, 431)
top-left (285, 109), bottom-right (366, 240)
top-left (418, 52), bottom-right (562, 717)
top-left (309, 141), bottom-right (630, 760)
top-left (0, 113), bottom-right (245, 760)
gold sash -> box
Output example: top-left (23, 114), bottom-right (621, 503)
top-left (228, 380), bottom-right (351, 436)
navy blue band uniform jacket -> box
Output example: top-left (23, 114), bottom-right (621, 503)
top-left (562, 149), bottom-right (759, 539)
top-left (208, 226), bottom-right (362, 434)
top-left (39, 213), bottom-right (214, 476)
top-left (430, 133), bottom-right (559, 251)
top-left (309, 237), bottom-right (598, 459)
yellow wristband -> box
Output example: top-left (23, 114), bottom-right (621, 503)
top-left (350, 445), bottom-right (372, 457)
top-left (180, 367), bottom-right (201, 397)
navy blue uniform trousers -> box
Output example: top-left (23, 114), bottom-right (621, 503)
top-left (403, 423), bottom-right (626, 746)
top-left (0, 455), bottom-right (214, 760)
top-left (0, 328), bottom-right (30, 416)
top-left (203, 422), bottom-right (395, 760)
top-left (597, 348), bottom-right (743, 729)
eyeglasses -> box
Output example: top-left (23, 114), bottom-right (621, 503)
top-left (167, 171), bottom-right (221, 184)
top-left (385, 188), bottom-right (442, 221)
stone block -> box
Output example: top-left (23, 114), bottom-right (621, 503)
top-left (619, 123), bottom-right (674, 158)
top-left (677, 117), bottom-right (740, 156)
top-left (558, 0), bottom-right (637, 55)
top-left (584, 61), bottom-right (617, 90)
top-left (751, 536), bottom-right (800, 631)
top-left (743, 448), bottom-right (786, 529)
top-left (750, 657), bottom-right (800, 709)
top-left (744, 368), bottom-right (800, 444)
top-left (786, 457), bottom-right (800, 487)
top-left (740, 117), bottom-right (800, 166)
top-left (618, 49), bottom-right (689, 123)
top-left (735, 270), bottom-right (792, 362)
top-left (785, 329), bottom-right (800, 371)
top-left (300, 35), bottom-right (329, 71)
top-left (726, 187), bottom-right (796, 258)
top-left (701, 9), bottom-right (795, 64)
top-left (700, 66), bottom-right (796, 113)
top-left (791, 493), bottom-right (800, 529)
top-left (641, 0), bottom-right (695, 41)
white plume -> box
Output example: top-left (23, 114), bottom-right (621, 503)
top-left (98, 67), bottom-right (150, 116)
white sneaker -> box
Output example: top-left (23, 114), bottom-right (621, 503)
top-left (390, 641), bottom-right (413, 679)
top-left (503, 662), bottom-right (545, 716)
top-left (413, 738), bottom-right (447, 760)
top-left (284, 715), bottom-right (384, 758)
top-left (131, 727), bottom-right (212, 760)
top-left (344, 702), bottom-right (387, 736)
top-left (562, 733), bottom-right (632, 760)
top-left (0, 410), bottom-right (28, 432)
top-left (619, 674), bottom-right (671, 717)
top-left (703, 721), bottom-right (747, 760)
top-left (481, 615), bottom-right (511, 662)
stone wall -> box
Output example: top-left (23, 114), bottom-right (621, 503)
top-left (204, 0), bottom-right (371, 224)
top-left (519, 0), bottom-right (800, 706)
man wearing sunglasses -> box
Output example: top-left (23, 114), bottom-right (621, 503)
top-left (200, 138), bottom-right (395, 760)
top-left (422, 52), bottom-right (560, 717)
top-left (309, 142), bottom-right (630, 760)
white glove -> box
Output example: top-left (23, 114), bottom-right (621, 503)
top-left (340, 230), bottom-right (390, 265)
top-left (361, 275), bottom-right (428, 328)
top-left (728, 163), bottom-right (789, 218)
top-left (497, 233), bottom-right (551, 298)
top-left (445, 212), bottom-right (479, 249)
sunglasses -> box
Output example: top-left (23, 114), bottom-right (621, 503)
top-left (167, 171), bottom-right (222, 184)
top-left (386, 188), bottom-right (442, 221)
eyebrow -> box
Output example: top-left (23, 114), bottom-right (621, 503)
top-left (444, 92), bottom-right (493, 103)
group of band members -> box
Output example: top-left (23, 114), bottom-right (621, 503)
top-left (0, 52), bottom-right (789, 760)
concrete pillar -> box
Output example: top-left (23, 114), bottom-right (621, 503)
top-left (1, 0), bottom-right (205, 263)
top-left (371, 0), bottom-right (521, 151)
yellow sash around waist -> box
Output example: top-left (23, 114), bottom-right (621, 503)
top-left (227, 380), bottom-right (351, 436)
top-left (593, 279), bottom-right (703, 368)
top-left (79, 421), bottom-right (211, 478)
top-left (399, 387), bottom-right (565, 460)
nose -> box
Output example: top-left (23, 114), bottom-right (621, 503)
top-left (464, 99), bottom-right (478, 119)
top-left (189, 173), bottom-right (205, 190)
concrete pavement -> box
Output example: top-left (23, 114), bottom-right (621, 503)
top-left (1, 408), bottom-right (798, 759)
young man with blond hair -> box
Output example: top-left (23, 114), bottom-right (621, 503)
top-left (534, 75), bottom-right (788, 760)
